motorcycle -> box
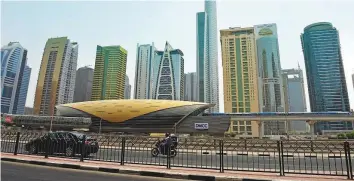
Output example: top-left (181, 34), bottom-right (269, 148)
top-left (151, 140), bottom-right (177, 157)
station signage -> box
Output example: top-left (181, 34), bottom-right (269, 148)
top-left (195, 123), bottom-right (209, 130)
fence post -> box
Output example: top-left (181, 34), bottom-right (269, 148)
top-left (310, 140), bottom-right (314, 152)
top-left (345, 142), bottom-right (353, 179)
top-left (344, 142), bottom-right (351, 179)
top-left (80, 135), bottom-right (86, 162)
top-left (14, 132), bottom-right (20, 155)
top-left (219, 139), bottom-right (224, 173)
top-left (120, 137), bottom-right (126, 165)
top-left (44, 135), bottom-right (50, 159)
top-left (277, 140), bottom-right (284, 176)
top-left (167, 144), bottom-right (171, 169)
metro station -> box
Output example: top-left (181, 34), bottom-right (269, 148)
top-left (55, 99), bottom-right (354, 138)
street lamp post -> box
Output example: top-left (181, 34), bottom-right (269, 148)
top-left (49, 115), bottom-right (53, 132)
top-left (99, 118), bottom-right (102, 134)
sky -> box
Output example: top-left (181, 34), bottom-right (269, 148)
top-left (1, 0), bottom-right (354, 112)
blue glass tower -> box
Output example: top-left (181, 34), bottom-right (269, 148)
top-left (301, 22), bottom-right (351, 133)
top-left (1, 42), bottom-right (31, 114)
top-left (196, 0), bottom-right (219, 112)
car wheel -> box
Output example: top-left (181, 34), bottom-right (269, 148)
top-left (28, 145), bottom-right (37, 154)
top-left (65, 146), bottom-right (74, 157)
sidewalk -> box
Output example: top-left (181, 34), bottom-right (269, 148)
top-left (0, 152), bottom-right (348, 181)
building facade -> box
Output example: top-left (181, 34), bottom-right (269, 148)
top-left (152, 42), bottom-right (184, 100)
top-left (134, 43), bottom-right (156, 99)
top-left (196, 0), bottom-right (219, 112)
top-left (91, 45), bottom-right (127, 100)
top-left (125, 74), bottom-right (131, 99)
top-left (254, 24), bottom-right (286, 135)
top-left (301, 22), bottom-right (351, 133)
top-left (73, 66), bottom-right (93, 102)
top-left (1, 42), bottom-right (31, 114)
top-left (220, 27), bottom-right (260, 137)
top-left (33, 37), bottom-right (78, 116)
top-left (282, 67), bottom-right (308, 132)
top-left (184, 72), bottom-right (197, 101)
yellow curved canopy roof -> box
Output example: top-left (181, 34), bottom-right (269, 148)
top-left (59, 99), bottom-right (209, 123)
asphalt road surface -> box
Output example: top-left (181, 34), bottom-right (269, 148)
top-left (1, 141), bottom-right (351, 175)
top-left (1, 161), bottom-right (187, 181)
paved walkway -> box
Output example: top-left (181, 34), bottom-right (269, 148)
top-left (0, 152), bottom-right (349, 181)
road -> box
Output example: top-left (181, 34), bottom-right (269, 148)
top-left (1, 161), bottom-right (186, 181)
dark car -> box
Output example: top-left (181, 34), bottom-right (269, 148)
top-left (25, 131), bottom-right (99, 157)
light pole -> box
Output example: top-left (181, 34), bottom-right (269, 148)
top-left (49, 115), bottom-right (53, 132)
top-left (99, 118), bottom-right (102, 134)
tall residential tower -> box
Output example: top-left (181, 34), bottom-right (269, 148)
top-left (197, 0), bottom-right (219, 112)
top-left (1, 42), bottom-right (31, 114)
top-left (91, 45), bottom-right (127, 100)
top-left (134, 43), bottom-right (156, 99)
top-left (184, 72), bottom-right (197, 101)
top-left (301, 22), bottom-right (351, 133)
top-left (220, 27), bottom-right (260, 137)
top-left (73, 66), bottom-right (93, 102)
top-left (34, 37), bottom-right (78, 116)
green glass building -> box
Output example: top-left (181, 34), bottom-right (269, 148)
top-left (91, 45), bottom-right (127, 100)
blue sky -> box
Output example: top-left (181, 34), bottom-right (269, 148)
top-left (1, 0), bottom-right (354, 112)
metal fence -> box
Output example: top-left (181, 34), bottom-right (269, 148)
top-left (1, 130), bottom-right (353, 179)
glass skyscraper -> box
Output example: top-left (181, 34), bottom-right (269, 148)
top-left (196, 0), bottom-right (219, 112)
top-left (254, 24), bottom-right (286, 135)
top-left (1, 42), bottom-right (31, 114)
top-left (301, 22), bottom-right (351, 133)
top-left (152, 42), bottom-right (184, 100)
top-left (91, 45), bottom-right (127, 100)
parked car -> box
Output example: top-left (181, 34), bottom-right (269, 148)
top-left (25, 131), bottom-right (99, 157)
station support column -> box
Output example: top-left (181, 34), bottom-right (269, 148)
top-left (257, 121), bottom-right (263, 139)
top-left (306, 120), bottom-right (316, 140)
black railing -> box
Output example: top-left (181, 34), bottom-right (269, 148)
top-left (1, 130), bottom-right (353, 179)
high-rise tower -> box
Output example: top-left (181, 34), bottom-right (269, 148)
top-left (301, 22), bottom-right (351, 133)
top-left (1, 42), bottom-right (31, 114)
top-left (134, 43), bottom-right (156, 99)
top-left (197, 0), bottom-right (219, 112)
top-left (33, 37), bottom-right (78, 116)
top-left (91, 45), bottom-right (127, 100)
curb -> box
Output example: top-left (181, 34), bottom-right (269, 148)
top-left (0, 157), bottom-right (280, 181)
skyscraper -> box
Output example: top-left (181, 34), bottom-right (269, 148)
top-left (254, 24), bottom-right (286, 135)
top-left (91, 45), bottom-right (127, 100)
top-left (196, 0), bottom-right (219, 112)
top-left (134, 43), bottom-right (156, 99)
top-left (301, 22), bottom-right (351, 133)
top-left (13, 65), bottom-right (31, 114)
top-left (196, 12), bottom-right (206, 103)
top-left (34, 37), bottom-right (78, 116)
top-left (1, 42), bottom-right (31, 114)
top-left (220, 27), bottom-right (260, 137)
top-left (125, 74), bottom-right (131, 99)
top-left (73, 66), bottom-right (93, 102)
top-left (152, 42), bottom-right (184, 100)
top-left (184, 72), bottom-right (197, 101)
top-left (282, 67), bottom-right (308, 132)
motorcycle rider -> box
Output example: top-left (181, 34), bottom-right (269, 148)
top-left (159, 133), bottom-right (172, 153)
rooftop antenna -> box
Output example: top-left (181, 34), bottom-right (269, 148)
top-left (297, 61), bottom-right (301, 69)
